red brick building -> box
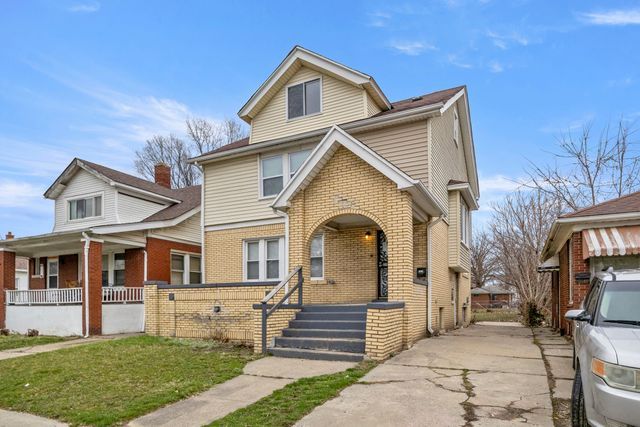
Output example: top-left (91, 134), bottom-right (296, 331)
top-left (540, 191), bottom-right (640, 336)
top-left (471, 285), bottom-right (514, 309)
top-left (0, 159), bottom-right (202, 335)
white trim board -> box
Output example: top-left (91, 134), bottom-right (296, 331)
top-left (205, 217), bottom-right (285, 232)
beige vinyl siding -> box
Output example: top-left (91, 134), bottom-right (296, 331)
top-left (110, 230), bottom-right (147, 245)
top-left (429, 102), bottom-right (469, 216)
top-left (447, 191), bottom-right (471, 273)
top-left (250, 66), bottom-right (367, 144)
top-left (366, 92), bottom-right (382, 116)
top-left (53, 169), bottom-right (117, 232)
top-left (203, 142), bottom-right (314, 226)
top-left (117, 192), bottom-right (168, 224)
top-left (355, 120), bottom-right (428, 184)
top-left (150, 212), bottom-right (202, 244)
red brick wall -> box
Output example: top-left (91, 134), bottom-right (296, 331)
top-left (0, 250), bottom-right (16, 328)
top-left (471, 293), bottom-right (511, 308)
top-left (82, 241), bottom-right (103, 335)
top-left (59, 254), bottom-right (79, 288)
top-left (558, 232), bottom-right (591, 336)
top-left (125, 248), bottom-right (145, 287)
top-left (29, 257), bottom-right (46, 289)
top-left (146, 237), bottom-right (201, 284)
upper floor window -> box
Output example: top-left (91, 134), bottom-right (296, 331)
top-left (287, 78), bottom-right (321, 119)
top-left (460, 200), bottom-right (471, 246)
top-left (453, 105), bottom-right (460, 147)
top-left (260, 150), bottom-right (311, 197)
top-left (69, 194), bottom-right (102, 221)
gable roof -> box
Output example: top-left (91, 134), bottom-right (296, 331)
top-left (560, 190), bottom-right (640, 218)
top-left (238, 46), bottom-right (391, 123)
top-left (196, 85), bottom-right (465, 160)
top-left (471, 285), bottom-right (513, 295)
top-left (43, 158), bottom-right (201, 224)
top-left (271, 125), bottom-right (444, 217)
top-left (45, 158), bottom-right (181, 202)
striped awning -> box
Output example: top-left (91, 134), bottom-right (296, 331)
top-left (582, 226), bottom-right (640, 259)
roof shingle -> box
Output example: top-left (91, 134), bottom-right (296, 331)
top-left (561, 191), bottom-right (640, 218)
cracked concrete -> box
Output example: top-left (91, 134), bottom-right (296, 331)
top-left (297, 323), bottom-right (558, 426)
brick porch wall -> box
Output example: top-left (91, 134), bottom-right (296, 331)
top-left (125, 248), bottom-right (145, 287)
top-left (59, 254), bottom-right (79, 288)
top-left (558, 232), bottom-right (591, 336)
top-left (0, 250), bottom-right (16, 328)
top-left (29, 257), bottom-right (46, 289)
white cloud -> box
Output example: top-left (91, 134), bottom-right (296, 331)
top-left (474, 174), bottom-right (526, 230)
top-left (607, 77), bottom-right (634, 87)
top-left (539, 113), bottom-right (596, 134)
top-left (446, 54), bottom-right (473, 69)
top-left (69, 1), bottom-right (100, 13)
top-left (486, 30), bottom-right (531, 50)
top-left (579, 9), bottom-right (640, 26)
top-left (388, 40), bottom-right (436, 56)
top-left (489, 61), bottom-right (504, 73)
top-left (0, 180), bottom-right (45, 209)
top-left (367, 11), bottom-right (391, 27)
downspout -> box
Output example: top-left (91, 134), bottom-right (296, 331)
top-left (427, 215), bottom-right (444, 335)
top-left (81, 232), bottom-right (91, 338)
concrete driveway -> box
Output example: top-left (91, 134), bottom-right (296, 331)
top-left (297, 322), bottom-right (573, 426)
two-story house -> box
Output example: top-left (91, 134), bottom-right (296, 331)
top-left (0, 159), bottom-right (201, 336)
top-left (144, 46), bottom-right (479, 361)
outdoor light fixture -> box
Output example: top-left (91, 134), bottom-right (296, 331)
top-left (365, 231), bottom-right (372, 240)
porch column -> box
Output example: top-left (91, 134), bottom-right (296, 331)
top-left (82, 239), bottom-right (103, 335)
top-left (124, 248), bottom-right (145, 286)
top-left (0, 249), bottom-right (16, 329)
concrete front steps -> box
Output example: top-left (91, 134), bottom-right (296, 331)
top-left (268, 304), bottom-right (367, 362)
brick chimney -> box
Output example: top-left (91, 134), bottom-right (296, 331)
top-left (5, 232), bottom-right (14, 240)
top-left (154, 163), bottom-right (171, 189)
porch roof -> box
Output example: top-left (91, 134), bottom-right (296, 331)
top-left (0, 230), bottom-right (144, 258)
top-left (271, 125), bottom-right (445, 218)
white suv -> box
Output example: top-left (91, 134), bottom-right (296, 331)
top-left (565, 269), bottom-right (640, 427)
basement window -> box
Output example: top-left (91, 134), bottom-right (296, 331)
top-left (287, 78), bottom-right (321, 119)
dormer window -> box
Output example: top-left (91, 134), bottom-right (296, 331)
top-left (68, 194), bottom-right (102, 221)
top-left (287, 78), bottom-right (321, 119)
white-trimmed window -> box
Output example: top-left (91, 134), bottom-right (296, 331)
top-left (287, 78), bottom-right (321, 119)
top-left (460, 201), bottom-right (471, 246)
top-left (68, 194), bottom-right (102, 221)
top-left (101, 252), bottom-right (126, 286)
top-left (244, 237), bottom-right (284, 281)
top-left (260, 150), bottom-right (311, 198)
top-left (47, 258), bottom-right (59, 289)
top-left (171, 253), bottom-right (201, 285)
top-left (310, 234), bottom-right (324, 279)
top-left (453, 105), bottom-right (460, 147)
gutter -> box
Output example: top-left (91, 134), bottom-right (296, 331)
top-left (427, 215), bottom-right (444, 335)
top-left (81, 232), bottom-right (91, 338)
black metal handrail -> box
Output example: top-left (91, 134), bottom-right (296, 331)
top-left (260, 266), bottom-right (303, 353)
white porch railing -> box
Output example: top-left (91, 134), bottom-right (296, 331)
top-left (6, 288), bottom-right (83, 305)
top-left (102, 287), bottom-right (144, 303)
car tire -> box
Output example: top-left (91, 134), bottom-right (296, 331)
top-left (571, 367), bottom-right (588, 427)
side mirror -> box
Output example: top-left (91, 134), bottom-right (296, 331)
top-left (565, 309), bottom-right (591, 322)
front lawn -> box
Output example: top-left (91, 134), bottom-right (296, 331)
top-left (210, 361), bottom-right (376, 427)
top-left (0, 334), bottom-right (66, 351)
top-left (0, 335), bottom-right (257, 426)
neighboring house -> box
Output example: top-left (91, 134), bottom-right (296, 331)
top-left (144, 46), bottom-right (479, 361)
top-left (540, 191), bottom-right (640, 336)
top-left (0, 160), bottom-right (201, 336)
top-left (470, 285), bottom-right (514, 309)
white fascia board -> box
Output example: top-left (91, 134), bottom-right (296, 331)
top-left (110, 182), bottom-right (180, 204)
top-left (272, 126), bottom-right (417, 210)
top-left (91, 207), bottom-right (200, 234)
top-left (238, 46), bottom-right (388, 121)
top-left (439, 89), bottom-right (466, 115)
top-left (447, 183), bottom-right (479, 210)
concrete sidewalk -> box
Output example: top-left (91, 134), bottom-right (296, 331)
top-left (0, 334), bottom-right (140, 361)
top-left (128, 356), bottom-right (356, 427)
top-left (0, 409), bottom-right (67, 427)
top-left (297, 322), bottom-right (564, 426)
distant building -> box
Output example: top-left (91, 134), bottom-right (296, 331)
top-left (471, 285), bottom-right (514, 309)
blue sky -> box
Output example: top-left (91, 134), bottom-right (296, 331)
top-left (1, 0), bottom-right (640, 237)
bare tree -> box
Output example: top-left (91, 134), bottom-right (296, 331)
top-left (134, 135), bottom-right (198, 188)
top-left (490, 190), bottom-right (563, 323)
top-left (526, 119), bottom-right (640, 211)
top-left (470, 230), bottom-right (497, 289)
top-left (135, 118), bottom-right (247, 187)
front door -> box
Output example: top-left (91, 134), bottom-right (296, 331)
top-left (377, 230), bottom-right (388, 299)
